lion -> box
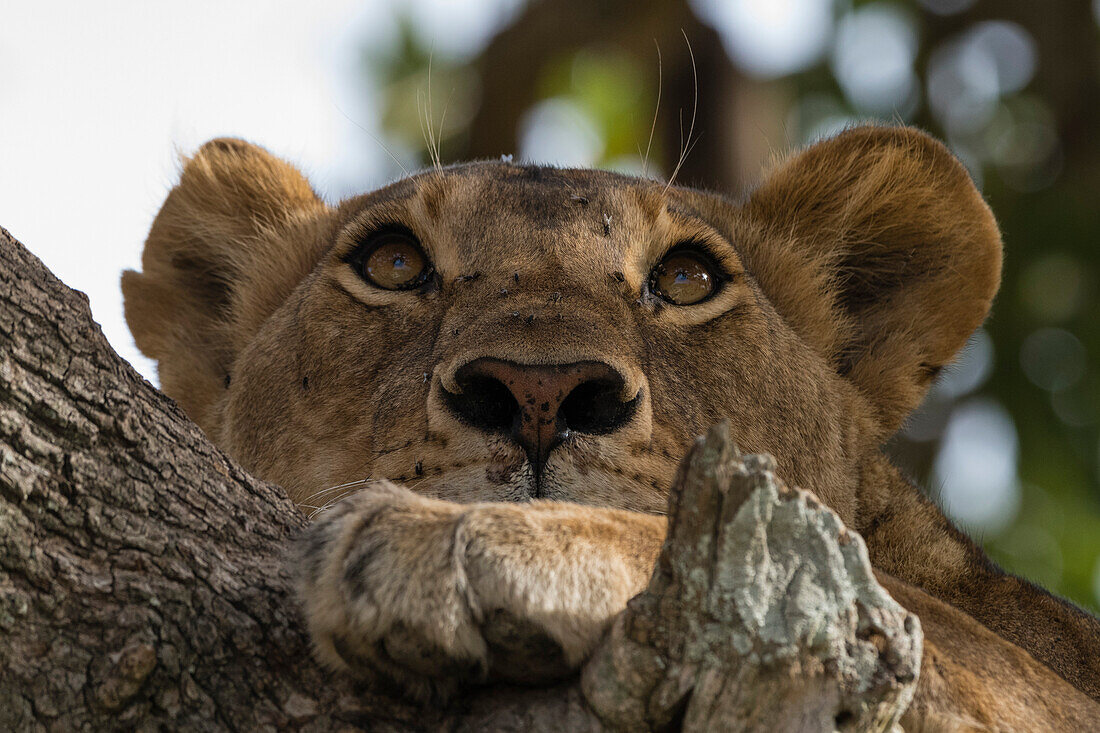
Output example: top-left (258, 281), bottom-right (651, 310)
top-left (122, 126), bottom-right (1100, 728)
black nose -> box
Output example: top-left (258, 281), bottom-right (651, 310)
top-left (442, 358), bottom-right (639, 473)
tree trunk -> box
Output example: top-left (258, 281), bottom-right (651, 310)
top-left (0, 227), bottom-right (919, 731)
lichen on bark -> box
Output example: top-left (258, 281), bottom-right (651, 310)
top-left (582, 425), bottom-right (922, 732)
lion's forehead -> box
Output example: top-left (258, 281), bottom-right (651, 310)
top-left (351, 162), bottom-right (705, 276)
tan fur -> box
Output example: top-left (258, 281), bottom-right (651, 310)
top-left (122, 138), bottom-right (330, 432)
top-left (125, 128), bottom-right (1100, 725)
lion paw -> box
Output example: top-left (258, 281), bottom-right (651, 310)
top-left (295, 481), bottom-right (487, 701)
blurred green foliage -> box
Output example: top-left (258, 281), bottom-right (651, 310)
top-left (360, 0), bottom-right (1100, 611)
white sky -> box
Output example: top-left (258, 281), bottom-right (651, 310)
top-left (0, 0), bottom-right (484, 380)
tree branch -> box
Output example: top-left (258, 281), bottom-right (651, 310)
top-left (0, 227), bottom-right (918, 731)
top-left (583, 426), bottom-right (921, 731)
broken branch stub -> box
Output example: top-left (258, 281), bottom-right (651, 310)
top-left (581, 423), bottom-right (923, 732)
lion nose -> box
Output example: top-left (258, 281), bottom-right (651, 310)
top-left (443, 358), bottom-right (639, 473)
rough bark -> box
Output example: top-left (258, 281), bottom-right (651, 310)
top-left (0, 227), bottom-right (919, 731)
top-left (582, 427), bottom-right (922, 732)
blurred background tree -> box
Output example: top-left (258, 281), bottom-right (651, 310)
top-left (354, 0), bottom-right (1100, 611)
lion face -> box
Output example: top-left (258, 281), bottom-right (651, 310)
top-left (123, 128), bottom-right (1001, 525)
top-left (222, 164), bottom-right (862, 515)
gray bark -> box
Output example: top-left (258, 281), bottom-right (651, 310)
top-left (582, 428), bottom-right (922, 732)
top-left (0, 227), bottom-right (919, 731)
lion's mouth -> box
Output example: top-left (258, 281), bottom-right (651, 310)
top-left (357, 426), bottom-right (672, 513)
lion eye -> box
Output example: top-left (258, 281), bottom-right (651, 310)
top-left (357, 229), bottom-right (431, 290)
top-left (651, 249), bottom-right (718, 305)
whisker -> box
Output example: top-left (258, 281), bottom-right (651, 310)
top-left (299, 468), bottom-right (437, 515)
top-left (300, 458), bottom-right (511, 518)
top-left (323, 477), bottom-right (373, 491)
top-left (643, 39), bottom-right (662, 178)
top-left (416, 89), bottom-right (431, 168)
top-left (304, 474), bottom-right (434, 520)
top-left (334, 102), bottom-right (409, 178)
top-left (299, 478), bottom-right (373, 507)
top-left (425, 50), bottom-right (442, 172)
top-left (665, 30), bottom-right (698, 192)
top-left (436, 85), bottom-right (456, 170)
top-left (308, 488), bottom-right (359, 519)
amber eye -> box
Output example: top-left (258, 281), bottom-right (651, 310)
top-left (355, 229), bottom-right (432, 290)
top-left (651, 248), bottom-right (719, 305)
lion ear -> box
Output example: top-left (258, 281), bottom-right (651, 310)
top-left (122, 138), bottom-right (329, 432)
top-left (741, 126), bottom-right (1002, 433)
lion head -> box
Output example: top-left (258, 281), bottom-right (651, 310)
top-left (122, 127), bottom-right (1000, 527)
